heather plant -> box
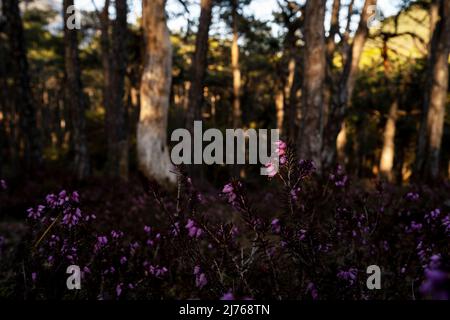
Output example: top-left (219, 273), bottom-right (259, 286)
top-left (4, 143), bottom-right (448, 300)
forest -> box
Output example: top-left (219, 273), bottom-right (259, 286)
top-left (0, 0), bottom-right (449, 300)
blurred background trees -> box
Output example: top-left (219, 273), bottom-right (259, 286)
top-left (0, 0), bottom-right (449, 188)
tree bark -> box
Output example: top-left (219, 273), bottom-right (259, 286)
top-left (324, 0), bottom-right (340, 131)
top-left (231, 0), bottom-right (242, 128)
top-left (108, 0), bottom-right (129, 179)
top-left (379, 99), bottom-right (398, 181)
top-left (4, 0), bottom-right (41, 170)
top-left (63, 0), bottom-right (90, 180)
top-left (138, 0), bottom-right (176, 186)
top-left (298, 0), bottom-right (326, 172)
top-left (186, 0), bottom-right (213, 131)
top-left (322, 0), bottom-right (376, 170)
top-left (414, 0), bottom-right (450, 181)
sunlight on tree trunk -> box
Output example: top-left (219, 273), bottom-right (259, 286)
top-left (231, 0), bottom-right (242, 128)
top-left (336, 122), bottom-right (347, 165)
top-left (138, 0), bottom-right (176, 186)
top-left (379, 99), bottom-right (399, 181)
top-left (275, 90), bottom-right (284, 134)
top-left (322, 0), bottom-right (376, 171)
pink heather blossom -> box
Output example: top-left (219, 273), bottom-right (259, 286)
top-left (265, 161), bottom-right (278, 177)
top-left (222, 183), bottom-right (233, 194)
top-left (274, 140), bottom-right (287, 156)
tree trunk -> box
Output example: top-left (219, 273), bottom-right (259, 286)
top-left (231, 0), bottom-right (242, 128)
top-left (379, 99), bottom-right (398, 181)
top-left (324, 0), bottom-right (340, 133)
top-left (4, 0), bottom-right (41, 170)
top-left (298, 0), bottom-right (326, 172)
top-left (186, 0), bottom-right (213, 130)
top-left (415, 0), bottom-right (450, 181)
top-left (275, 90), bottom-right (284, 133)
top-left (108, 0), bottom-right (129, 179)
top-left (138, 0), bottom-right (176, 186)
top-left (63, 0), bottom-right (90, 180)
top-left (322, 0), bottom-right (376, 170)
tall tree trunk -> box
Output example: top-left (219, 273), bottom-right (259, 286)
top-left (4, 0), bottom-right (41, 170)
top-left (231, 0), bottom-right (242, 128)
top-left (322, 0), bottom-right (376, 170)
top-left (63, 0), bottom-right (89, 180)
top-left (108, 0), bottom-right (129, 179)
top-left (324, 0), bottom-right (340, 133)
top-left (275, 90), bottom-right (284, 132)
top-left (298, 0), bottom-right (326, 172)
top-left (138, 0), bottom-right (176, 186)
top-left (379, 99), bottom-right (398, 181)
top-left (415, 0), bottom-right (450, 181)
top-left (186, 0), bottom-right (213, 130)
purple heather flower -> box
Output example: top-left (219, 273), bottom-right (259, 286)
top-left (120, 256), bottom-right (127, 265)
top-left (306, 282), bottom-right (318, 300)
top-left (405, 192), bottom-right (420, 201)
top-left (0, 179), bottom-right (7, 190)
top-left (116, 283), bottom-right (123, 297)
top-left (420, 269), bottom-right (449, 300)
top-left (220, 291), bottom-right (235, 300)
top-left (27, 205), bottom-right (45, 220)
top-left (45, 194), bottom-right (57, 208)
top-left (194, 265), bottom-right (201, 275)
top-left (94, 236), bottom-right (108, 252)
top-left (185, 219), bottom-right (203, 238)
top-left (222, 182), bottom-right (241, 206)
top-left (409, 221), bottom-right (423, 232)
top-left (71, 191), bottom-right (80, 203)
top-left (231, 226), bottom-right (239, 238)
top-left (290, 187), bottom-right (301, 201)
top-left (425, 208), bottom-right (441, 223)
top-left (62, 208), bottom-right (82, 227)
top-left (147, 264), bottom-right (168, 278)
top-left (195, 272), bottom-right (208, 289)
top-left (442, 215), bottom-right (450, 235)
top-left (171, 222), bottom-right (180, 236)
top-left (144, 225), bottom-right (151, 234)
top-left (31, 272), bottom-right (37, 282)
top-left (298, 229), bottom-right (307, 241)
top-left (193, 265), bottom-right (207, 288)
top-left (337, 267), bottom-right (358, 285)
top-left (111, 230), bottom-right (124, 239)
top-left (271, 218), bottom-right (281, 234)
